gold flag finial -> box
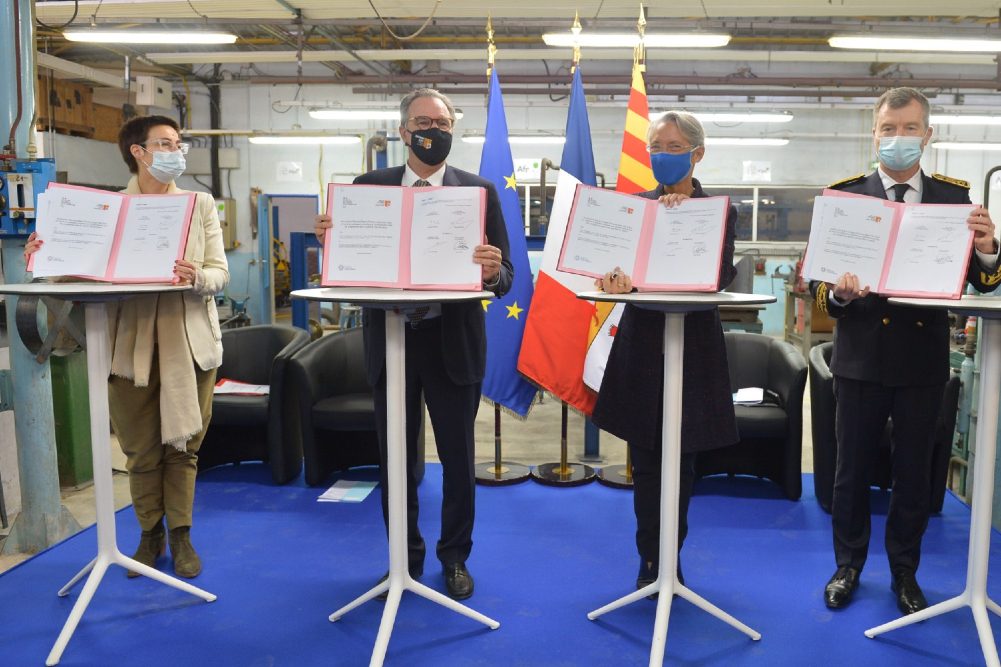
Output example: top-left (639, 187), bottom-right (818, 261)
top-left (486, 14), bottom-right (496, 77)
top-left (635, 4), bottom-right (646, 72)
top-left (571, 11), bottom-right (582, 72)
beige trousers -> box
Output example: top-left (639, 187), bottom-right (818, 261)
top-left (109, 359), bottom-right (216, 532)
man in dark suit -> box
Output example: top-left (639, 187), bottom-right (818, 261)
top-left (812, 87), bottom-right (1001, 615)
top-left (316, 88), bottom-right (513, 600)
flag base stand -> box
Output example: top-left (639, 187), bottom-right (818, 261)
top-left (597, 464), bottom-right (633, 489)
top-left (475, 462), bottom-right (531, 486)
top-left (531, 462), bottom-right (596, 487)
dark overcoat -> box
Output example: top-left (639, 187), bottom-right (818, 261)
top-left (591, 178), bottom-right (739, 453)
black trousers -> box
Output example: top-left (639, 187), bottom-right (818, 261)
top-left (630, 444), bottom-right (696, 566)
top-left (832, 376), bottom-right (944, 574)
top-left (373, 319), bottom-right (481, 571)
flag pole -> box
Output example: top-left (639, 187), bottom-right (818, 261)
top-left (531, 12), bottom-right (596, 487)
top-left (474, 14), bottom-right (531, 487)
top-left (597, 3), bottom-right (647, 489)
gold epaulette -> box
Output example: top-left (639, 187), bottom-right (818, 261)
top-left (815, 282), bottom-right (830, 315)
top-left (932, 173), bottom-right (970, 189)
top-left (828, 173), bottom-right (865, 189)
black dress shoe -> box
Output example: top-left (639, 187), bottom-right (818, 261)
top-left (891, 571), bottom-right (928, 615)
top-left (375, 564), bottom-right (424, 601)
top-left (443, 562), bottom-right (474, 600)
top-left (824, 566), bottom-right (861, 609)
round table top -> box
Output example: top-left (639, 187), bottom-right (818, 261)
top-left (291, 287), bottom-right (493, 306)
top-left (0, 282), bottom-right (190, 301)
top-left (577, 290), bottom-right (776, 313)
top-left (889, 294), bottom-right (1001, 318)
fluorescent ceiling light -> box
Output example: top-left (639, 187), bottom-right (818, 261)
top-left (829, 35), bottom-right (1001, 52)
top-left (690, 112), bottom-right (794, 124)
top-left (249, 136), bottom-right (361, 145)
top-left (63, 29), bottom-right (237, 45)
top-left (309, 109), bottom-right (400, 121)
top-left (704, 138), bottom-right (789, 146)
top-left (462, 135), bottom-right (566, 145)
top-left (930, 114), bottom-right (1001, 126)
top-left (542, 33), bottom-right (729, 48)
top-left (931, 142), bottom-right (1001, 151)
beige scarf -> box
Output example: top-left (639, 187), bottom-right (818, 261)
top-left (109, 292), bottom-right (202, 449)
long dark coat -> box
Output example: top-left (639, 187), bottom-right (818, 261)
top-left (591, 178), bottom-right (739, 453)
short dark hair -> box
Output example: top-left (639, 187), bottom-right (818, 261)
top-left (874, 87), bottom-right (930, 129)
top-left (118, 115), bottom-right (181, 173)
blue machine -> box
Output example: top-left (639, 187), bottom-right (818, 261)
top-left (0, 158), bottom-right (56, 235)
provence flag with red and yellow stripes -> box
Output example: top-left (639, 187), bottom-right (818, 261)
top-left (583, 63), bottom-right (656, 391)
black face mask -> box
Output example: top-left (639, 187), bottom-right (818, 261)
top-left (408, 127), bottom-right (452, 166)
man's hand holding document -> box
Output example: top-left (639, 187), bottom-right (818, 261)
top-left (29, 183), bottom-right (195, 282)
top-left (320, 183), bottom-right (485, 290)
top-left (556, 184), bottom-right (729, 291)
top-left (802, 189), bottom-right (976, 298)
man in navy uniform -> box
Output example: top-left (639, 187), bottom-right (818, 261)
top-left (813, 87), bottom-right (1001, 615)
top-left (316, 88), bottom-right (513, 600)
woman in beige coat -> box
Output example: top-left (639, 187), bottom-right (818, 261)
top-left (25, 115), bottom-right (229, 578)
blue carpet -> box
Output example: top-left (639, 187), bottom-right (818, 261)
top-left (3, 464), bottom-right (1000, 666)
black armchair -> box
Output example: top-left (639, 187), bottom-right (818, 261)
top-left (695, 332), bottom-right (808, 500)
top-left (287, 327), bottom-right (425, 487)
top-left (809, 342), bottom-right (959, 513)
top-left (198, 324), bottom-right (310, 484)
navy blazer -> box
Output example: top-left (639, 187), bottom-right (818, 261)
top-left (809, 171), bottom-right (1001, 387)
top-left (356, 165), bottom-right (514, 387)
top-left (591, 179), bottom-right (740, 453)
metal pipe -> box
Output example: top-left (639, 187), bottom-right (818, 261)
top-left (365, 134), bottom-right (387, 173)
top-left (6, 0), bottom-right (23, 153)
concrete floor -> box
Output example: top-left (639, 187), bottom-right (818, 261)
top-left (0, 390), bottom-right (814, 575)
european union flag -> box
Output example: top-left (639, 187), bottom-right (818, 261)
top-left (561, 67), bottom-right (597, 187)
top-left (479, 69), bottom-right (537, 416)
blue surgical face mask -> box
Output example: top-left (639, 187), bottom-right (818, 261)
top-left (143, 148), bottom-right (186, 184)
top-left (650, 150), bottom-right (695, 187)
top-left (878, 135), bottom-right (924, 171)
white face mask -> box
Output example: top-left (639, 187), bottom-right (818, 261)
top-left (142, 147), bottom-right (186, 183)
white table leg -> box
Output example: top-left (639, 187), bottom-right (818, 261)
top-left (865, 316), bottom-right (1001, 667)
top-left (588, 312), bottom-right (759, 666)
top-left (328, 310), bottom-right (498, 667)
top-left (46, 302), bottom-right (216, 667)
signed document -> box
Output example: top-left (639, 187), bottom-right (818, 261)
top-left (557, 184), bottom-right (729, 291)
top-left (30, 183), bottom-right (194, 282)
top-left (803, 189), bottom-right (974, 298)
top-left (321, 183), bottom-right (485, 290)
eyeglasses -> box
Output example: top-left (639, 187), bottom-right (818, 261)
top-left (142, 138), bottom-right (190, 154)
top-left (408, 116), bottom-right (454, 132)
top-left (648, 143), bottom-right (696, 155)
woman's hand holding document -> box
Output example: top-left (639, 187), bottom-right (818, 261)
top-left (802, 190), bottom-right (975, 298)
top-left (29, 183), bottom-right (194, 283)
top-left (320, 183), bottom-right (485, 290)
top-left (557, 184), bottom-right (729, 291)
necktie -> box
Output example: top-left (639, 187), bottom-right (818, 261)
top-left (891, 183), bottom-right (909, 202)
top-left (407, 178), bottom-right (432, 322)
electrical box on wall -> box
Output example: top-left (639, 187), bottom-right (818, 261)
top-left (216, 198), bottom-right (239, 250)
top-left (185, 147), bottom-right (240, 175)
top-left (135, 75), bottom-right (172, 109)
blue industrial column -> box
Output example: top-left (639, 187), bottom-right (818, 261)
top-left (1, 0), bottom-right (80, 553)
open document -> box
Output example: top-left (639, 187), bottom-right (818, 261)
top-left (321, 183), bottom-right (485, 290)
top-left (802, 189), bottom-right (974, 298)
top-left (30, 183), bottom-right (195, 283)
top-left (556, 184), bottom-right (729, 291)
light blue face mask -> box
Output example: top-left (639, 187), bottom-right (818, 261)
top-left (878, 136), bottom-right (924, 171)
top-left (143, 148), bottom-right (187, 184)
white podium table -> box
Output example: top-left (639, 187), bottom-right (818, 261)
top-left (578, 291), bottom-right (774, 667)
top-left (866, 295), bottom-right (1001, 666)
top-left (291, 287), bottom-right (499, 667)
top-left (0, 282), bottom-right (217, 666)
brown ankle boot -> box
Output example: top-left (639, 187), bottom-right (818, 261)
top-left (169, 526), bottom-right (202, 578)
top-left (127, 521), bottom-right (166, 578)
